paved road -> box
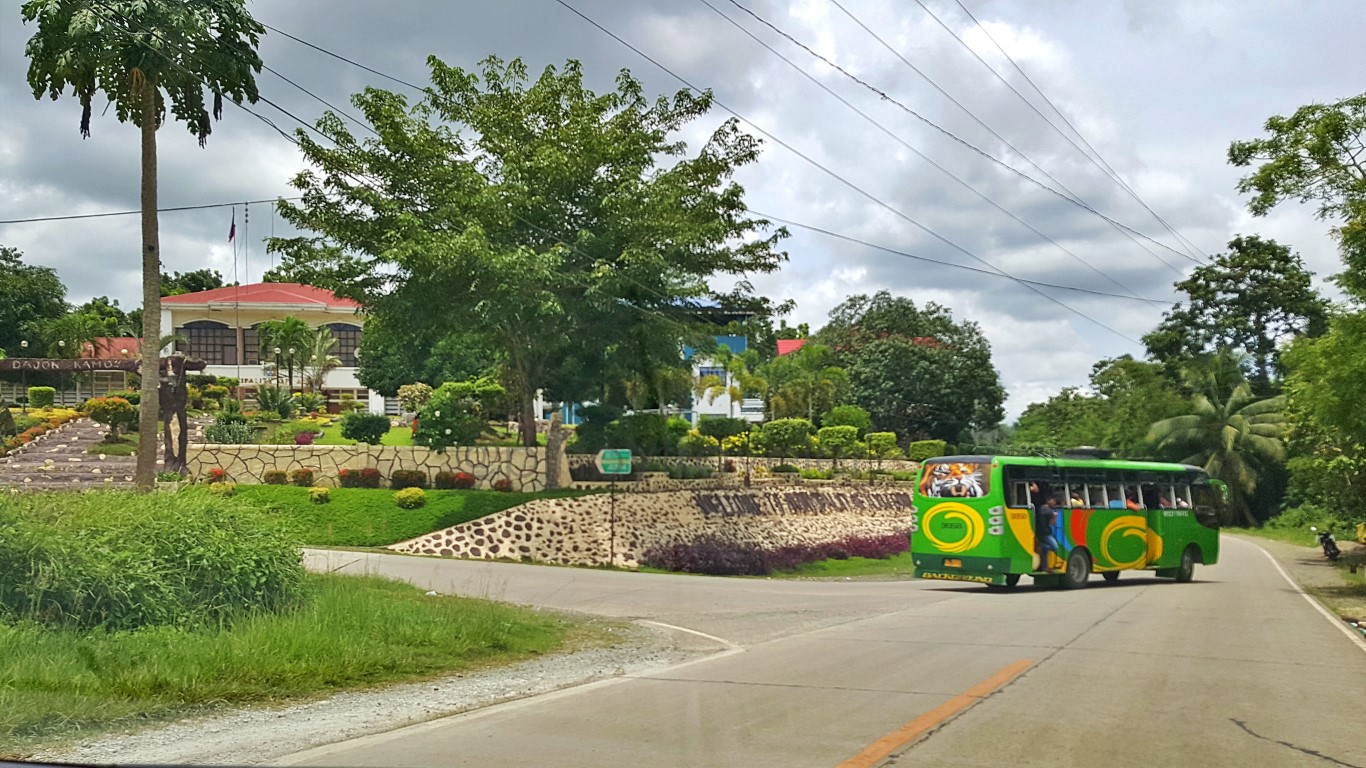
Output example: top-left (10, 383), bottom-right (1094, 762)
top-left (280, 537), bottom-right (1366, 768)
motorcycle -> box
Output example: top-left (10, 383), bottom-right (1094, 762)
top-left (1310, 526), bottom-right (1341, 561)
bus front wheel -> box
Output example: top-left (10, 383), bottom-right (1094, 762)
top-left (1062, 549), bottom-right (1091, 590)
top-left (1175, 545), bottom-right (1198, 583)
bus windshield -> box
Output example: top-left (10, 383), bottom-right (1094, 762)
top-left (918, 460), bottom-right (991, 498)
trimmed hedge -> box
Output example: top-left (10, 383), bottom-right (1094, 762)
top-left (642, 532), bottom-right (910, 576)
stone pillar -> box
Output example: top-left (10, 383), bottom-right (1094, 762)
top-left (544, 412), bottom-right (567, 490)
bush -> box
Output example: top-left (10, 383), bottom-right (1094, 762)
top-left (678, 431), bottom-right (720, 456)
top-left (254, 384), bottom-right (296, 420)
top-left (668, 463), bottom-right (714, 480)
top-left (816, 425), bottom-right (860, 467)
top-left (697, 416), bottom-right (750, 444)
top-left (208, 481), bottom-right (237, 497)
top-left (156, 471), bottom-right (184, 482)
top-left (762, 418), bottom-right (815, 461)
top-left (414, 384), bottom-right (485, 451)
top-left (821, 405), bottom-right (872, 435)
top-left (201, 384), bottom-right (230, 404)
top-left (390, 469), bottom-right (428, 490)
top-left (204, 468), bottom-right (227, 484)
top-left (770, 463), bottom-right (800, 474)
top-left (295, 391), bottom-right (326, 414)
top-left (27, 386), bottom-right (55, 408)
top-left (865, 432), bottom-right (902, 463)
top-left (394, 487), bottom-right (427, 509)
top-left (397, 382), bottom-right (433, 413)
top-left (641, 532), bottom-right (909, 576)
top-left (83, 396), bottom-right (137, 439)
top-left (309, 487), bottom-right (331, 504)
top-left (263, 470), bottom-right (288, 485)
top-left (567, 404), bottom-right (621, 454)
top-left (492, 478), bottom-right (513, 492)
top-left (106, 388), bottom-right (141, 405)
top-left (907, 439), bottom-right (949, 462)
top-left (800, 468), bottom-right (834, 480)
top-left (204, 423), bottom-right (255, 444)
top-left (215, 398), bottom-right (248, 426)
top-left (1266, 504), bottom-right (1339, 532)
top-left (295, 431), bottom-right (315, 445)
top-left (607, 413), bottom-right (679, 456)
top-left (289, 468), bottom-right (315, 487)
top-left (0, 491), bottom-right (304, 630)
top-left (339, 467), bottom-right (383, 488)
top-left (341, 411), bottom-right (390, 445)
top-left (434, 470), bottom-right (476, 490)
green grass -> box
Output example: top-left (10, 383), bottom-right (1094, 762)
top-left (85, 435), bottom-right (137, 455)
top-left (0, 573), bottom-right (583, 754)
top-left (771, 551), bottom-right (917, 579)
top-left (226, 485), bottom-right (596, 547)
top-left (1226, 525), bottom-right (1321, 547)
top-left (315, 423), bottom-right (413, 446)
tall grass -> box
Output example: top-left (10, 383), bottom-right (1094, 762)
top-left (0, 492), bottom-right (303, 631)
top-left (0, 574), bottom-right (570, 751)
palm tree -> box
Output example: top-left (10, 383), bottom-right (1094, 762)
top-left (302, 327), bottom-right (342, 393)
top-left (1147, 358), bottom-right (1286, 526)
top-left (23, 0), bottom-right (264, 490)
top-left (257, 316), bottom-right (313, 390)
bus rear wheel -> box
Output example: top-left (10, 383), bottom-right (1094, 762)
top-left (1062, 549), bottom-right (1091, 590)
top-left (1175, 545), bottom-right (1198, 583)
top-left (1102, 571), bottom-right (1120, 583)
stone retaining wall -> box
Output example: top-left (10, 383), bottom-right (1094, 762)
top-left (390, 487), bottom-right (915, 568)
top-left (187, 444), bottom-right (568, 492)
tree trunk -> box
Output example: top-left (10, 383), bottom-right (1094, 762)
top-left (135, 85), bottom-right (161, 491)
top-left (519, 390), bottom-right (537, 448)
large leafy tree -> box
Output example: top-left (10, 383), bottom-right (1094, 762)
top-left (270, 57), bottom-right (786, 445)
top-left (1143, 235), bottom-right (1327, 393)
top-left (0, 246), bottom-right (66, 355)
top-left (1229, 93), bottom-right (1366, 299)
top-left (1148, 354), bottom-right (1287, 526)
top-left (819, 292), bottom-right (1004, 441)
top-left (75, 296), bottom-right (134, 337)
top-left (23, 0), bottom-right (264, 489)
top-left (355, 317), bottom-right (498, 398)
top-left (161, 268), bottom-right (225, 296)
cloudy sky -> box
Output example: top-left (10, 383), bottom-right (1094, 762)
top-left (1, 0), bottom-right (1361, 418)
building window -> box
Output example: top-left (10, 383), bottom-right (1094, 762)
top-left (697, 366), bottom-right (726, 381)
top-left (176, 320), bottom-right (236, 365)
top-left (243, 325), bottom-right (260, 365)
top-left (328, 323), bottom-right (362, 366)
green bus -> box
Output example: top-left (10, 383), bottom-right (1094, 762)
top-left (910, 455), bottom-right (1223, 588)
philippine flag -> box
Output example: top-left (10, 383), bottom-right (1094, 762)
top-left (228, 209), bottom-right (236, 242)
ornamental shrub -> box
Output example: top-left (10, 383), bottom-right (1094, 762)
top-left (414, 384), bottom-right (486, 451)
top-left (309, 487), bottom-right (331, 504)
top-left (816, 425), bottom-right (860, 469)
top-left (254, 383), bottom-right (296, 420)
top-left (289, 468), bottom-right (315, 487)
top-left (434, 470), bottom-right (477, 490)
top-left (394, 487), bottom-right (426, 509)
top-left (821, 404), bottom-right (872, 435)
top-left (341, 411), bottom-right (390, 445)
top-left (865, 432), bottom-right (902, 465)
top-left (208, 481), bottom-right (237, 497)
top-left (761, 418), bottom-right (815, 461)
top-left (206, 468), bottom-right (227, 484)
top-left (294, 431), bottom-right (315, 445)
top-left (201, 384), bottom-right (230, 404)
top-left (27, 386), bottom-right (55, 408)
top-left (204, 423), bottom-right (254, 444)
top-left (338, 467), bottom-right (383, 488)
top-left (390, 469), bottom-right (428, 490)
top-left (641, 532), bottom-right (909, 576)
top-left (215, 398), bottom-right (248, 426)
top-left (397, 382), bottom-right (433, 413)
top-left (492, 478), bottom-right (513, 492)
top-left (83, 396), bottom-right (137, 439)
top-left (263, 470), bottom-right (288, 485)
top-left (906, 439), bottom-right (948, 462)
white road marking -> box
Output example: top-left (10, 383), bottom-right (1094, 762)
top-left (1241, 538), bottom-right (1366, 655)
top-left (637, 620), bottom-right (738, 649)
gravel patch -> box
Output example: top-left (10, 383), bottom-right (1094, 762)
top-left (31, 621), bottom-right (699, 766)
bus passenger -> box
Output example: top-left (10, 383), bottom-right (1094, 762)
top-left (1031, 482), bottom-right (1060, 573)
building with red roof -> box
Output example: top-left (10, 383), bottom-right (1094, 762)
top-left (775, 338), bottom-right (809, 356)
top-left (160, 282), bottom-right (375, 411)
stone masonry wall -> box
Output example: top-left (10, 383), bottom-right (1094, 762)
top-left (390, 487), bottom-right (915, 569)
top-left (567, 453), bottom-right (922, 476)
top-left (187, 444), bottom-right (567, 492)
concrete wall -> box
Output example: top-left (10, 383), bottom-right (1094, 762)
top-left (390, 486), bottom-right (915, 569)
top-left (187, 444), bottom-right (568, 491)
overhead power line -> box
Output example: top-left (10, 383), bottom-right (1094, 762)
top-left (701, 0), bottom-right (1171, 307)
top-left (552, 0), bottom-right (1145, 346)
top-left (0, 197), bottom-right (300, 225)
top-left (909, 0), bottom-right (1207, 263)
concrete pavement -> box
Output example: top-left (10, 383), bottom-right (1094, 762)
top-left (283, 537), bottom-right (1366, 768)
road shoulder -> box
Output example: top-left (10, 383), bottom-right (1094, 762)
top-left (1226, 533), bottom-right (1366, 649)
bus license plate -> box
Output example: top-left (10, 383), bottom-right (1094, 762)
top-left (943, 558), bottom-right (962, 568)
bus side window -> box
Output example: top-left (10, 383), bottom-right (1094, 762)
top-left (1174, 482), bottom-right (1192, 508)
top-left (1009, 481), bottom-right (1031, 508)
top-left (1088, 483), bottom-right (1107, 508)
top-left (1191, 484), bottom-right (1213, 509)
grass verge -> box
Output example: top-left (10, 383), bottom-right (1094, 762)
top-left (771, 551), bottom-right (917, 579)
top-left (0, 573), bottom-right (584, 756)
top-left (225, 485), bottom-right (596, 547)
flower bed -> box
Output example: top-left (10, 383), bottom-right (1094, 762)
top-left (1, 408), bottom-right (82, 456)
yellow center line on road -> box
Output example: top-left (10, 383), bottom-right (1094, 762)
top-left (835, 658), bottom-right (1035, 768)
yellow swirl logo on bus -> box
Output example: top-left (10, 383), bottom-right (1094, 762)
top-left (1100, 515), bottom-right (1149, 569)
top-left (921, 502), bottom-right (986, 554)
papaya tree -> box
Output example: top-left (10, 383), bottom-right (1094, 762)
top-left (22, 0), bottom-right (264, 489)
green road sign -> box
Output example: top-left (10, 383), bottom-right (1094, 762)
top-left (595, 448), bottom-right (632, 475)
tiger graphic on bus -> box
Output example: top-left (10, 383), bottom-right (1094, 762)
top-left (918, 462), bottom-right (988, 499)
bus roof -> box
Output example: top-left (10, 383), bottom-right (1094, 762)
top-left (925, 455), bottom-right (1205, 475)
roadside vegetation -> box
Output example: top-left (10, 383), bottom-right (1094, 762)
top-left (0, 491), bottom-right (590, 754)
